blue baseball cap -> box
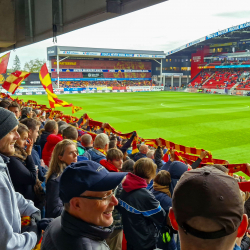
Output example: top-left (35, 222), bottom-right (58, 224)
top-left (59, 160), bottom-right (127, 203)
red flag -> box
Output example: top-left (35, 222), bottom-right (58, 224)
top-left (0, 52), bottom-right (10, 74)
top-left (2, 71), bottom-right (30, 94)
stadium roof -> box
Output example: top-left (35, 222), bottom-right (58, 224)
top-left (0, 0), bottom-right (167, 53)
top-left (167, 21), bottom-right (250, 56)
top-left (47, 46), bottom-right (166, 59)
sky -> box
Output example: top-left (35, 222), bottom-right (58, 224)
top-left (2, 0), bottom-right (250, 68)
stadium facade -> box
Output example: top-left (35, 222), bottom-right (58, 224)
top-left (46, 46), bottom-right (165, 85)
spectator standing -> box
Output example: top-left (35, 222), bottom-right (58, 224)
top-left (81, 133), bottom-right (93, 150)
top-left (119, 158), bottom-right (166, 250)
top-left (41, 160), bottom-right (127, 250)
top-left (37, 120), bottom-right (58, 152)
top-left (0, 108), bottom-right (40, 250)
top-left (169, 166), bottom-right (248, 250)
top-left (45, 139), bottom-right (78, 218)
top-left (100, 148), bottom-right (124, 250)
top-left (8, 101), bottom-right (21, 119)
top-left (88, 133), bottom-right (109, 163)
top-left (152, 170), bottom-right (177, 250)
top-left (20, 118), bottom-right (47, 182)
top-left (7, 123), bottom-right (37, 202)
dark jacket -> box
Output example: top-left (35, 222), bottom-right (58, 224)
top-left (45, 173), bottom-right (63, 218)
top-left (31, 148), bottom-right (47, 182)
top-left (152, 189), bottom-right (176, 250)
top-left (88, 148), bottom-right (106, 163)
top-left (168, 161), bottom-right (188, 195)
top-left (41, 210), bottom-right (112, 250)
top-left (76, 142), bottom-right (91, 160)
top-left (130, 152), bottom-right (147, 162)
top-left (7, 154), bottom-right (37, 201)
top-left (241, 234), bottom-right (250, 250)
top-left (38, 131), bottom-right (51, 153)
top-left (120, 132), bottom-right (136, 154)
top-left (119, 173), bottom-right (166, 250)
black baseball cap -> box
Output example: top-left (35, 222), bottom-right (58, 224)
top-left (59, 160), bottom-right (127, 203)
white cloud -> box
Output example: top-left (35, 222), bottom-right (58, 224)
top-left (2, 0), bottom-right (250, 68)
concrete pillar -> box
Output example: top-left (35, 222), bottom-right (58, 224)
top-left (163, 75), bottom-right (165, 86)
top-left (187, 75), bottom-right (189, 84)
top-left (171, 75), bottom-right (174, 87)
top-left (179, 76), bottom-right (182, 87)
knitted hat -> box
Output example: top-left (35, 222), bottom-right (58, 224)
top-left (0, 107), bottom-right (19, 140)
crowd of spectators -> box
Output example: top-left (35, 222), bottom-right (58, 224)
top-left (0, 96), bottom-right (250, 250)
top-left (58, 80), bottom-right (154, 88)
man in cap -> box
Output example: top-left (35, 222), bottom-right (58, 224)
top-left (0, 107), bottom-right (41, 250)
top-left (169, 166), bottom-right (248, 250)
top-left (41, 160), bottom-right (127, 250)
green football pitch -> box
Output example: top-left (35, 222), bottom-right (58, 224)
top-left (20, 92), bottom-right (250, 164)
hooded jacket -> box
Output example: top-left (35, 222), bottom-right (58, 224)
top-left (41, 210), bottom-right (112, 250)
top-left (38, 131), bottom-right (52, 153)
top-left (168, 161), bottom-right (188, 195)
top-left (87, 148), bottom-right (106, 163)
top-left (76, 142), bottom-right (91, 160)
top-left (0, 153), bottom-right (39, 250)
top-left (42, 134), bottom-right (62, 166)
top-left (119, 173), bottom-right (166, 250)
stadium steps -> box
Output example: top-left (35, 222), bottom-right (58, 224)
top-left (202, 73), bottom-right (215, 86)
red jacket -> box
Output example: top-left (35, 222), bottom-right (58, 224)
top-left (42, 134), bottom-right (62, 166)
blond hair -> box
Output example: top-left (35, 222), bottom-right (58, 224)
top-left (134, 158), bottom-right (157, 180)
top-left (45, 139), bottom-right (76, 182)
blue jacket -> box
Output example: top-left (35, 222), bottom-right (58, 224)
top-left (152, 189), bottom-right (172, 214)
top-left (131, 152), bottom-right (147, 162)
top-left (37, 131), bottom-right (51, 153)
top-left (31, 148), bottom-right (47, 182)
top-left (76, 142), bottom-right (91, 160)
top-left (87, 148), bottom-right (106, 164)
top-left (168, 161), bottom-right (188, 195)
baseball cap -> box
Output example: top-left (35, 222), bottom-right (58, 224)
top-left (172, 166), bottom-right (244, 239)
top-left (59, 160), bottom-right (127, 203)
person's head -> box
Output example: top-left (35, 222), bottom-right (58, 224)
top-left (0, 100), bottom-right (10, 109)
top-left (62, 126), bottom-right (78, 141)
top-left (169, 167), bottom-right (248, 250)
top-left (206, 164), bottom-right (229, 174)
top-left (154, 170), bottom-right (171, 186)
top-left (8, 102), bottom-right (21, 119)
top-left (57, 120), bottom-right (67, 129)
top-left (121, 159), bottom-right (135, 173)
top-left (134, 158), bottom-right (157, 184)
top-left (146, 150), bottom-right (155, 159)
top-left (107, 148), bottom-right (123, 170)
top-left (59, 160), bottom-right (127, 227)
top-left (0, 108), bottom-right (20, 156)
top-left (44, 120), bottom-right (58, 135)
top-left (109, 140), bottom-right (117, 149)
top-left (21, 107), bottom-right (32, 118)
top-left (16, 123), bottom-right (29, 149)
top-left (58, 124), bottom-right (69, 135)
top-left (94, 133), bottom-right (110, 152)
top-left (46, 139), bottom-right (78, 181)
top-left (81, 134), bottom-right (93, 147)
top-left (139, 144), bottom-right (149, 155)
top-left (20, 118), bottom-right (41, 143)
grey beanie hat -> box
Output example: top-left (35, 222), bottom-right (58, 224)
top-left (0, 107), bottom-right (19, 140)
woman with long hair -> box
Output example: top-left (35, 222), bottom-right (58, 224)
top-left (45, 139), bottom-right (78, 218)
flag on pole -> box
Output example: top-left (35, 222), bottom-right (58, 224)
top-left (39, 63), bottom-right (73, 108)
top-left (2, 71), bottom-right (30, 94)
top-left (0, 52), bottom-right (10, 74)
top-left (72, 106), bottom-right (83, 114)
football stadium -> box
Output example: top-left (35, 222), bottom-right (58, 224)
top-left (1, 1), bottom-right (250, 249)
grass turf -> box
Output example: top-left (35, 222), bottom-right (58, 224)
top-left (20, 92), bottom-right (250, 164)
